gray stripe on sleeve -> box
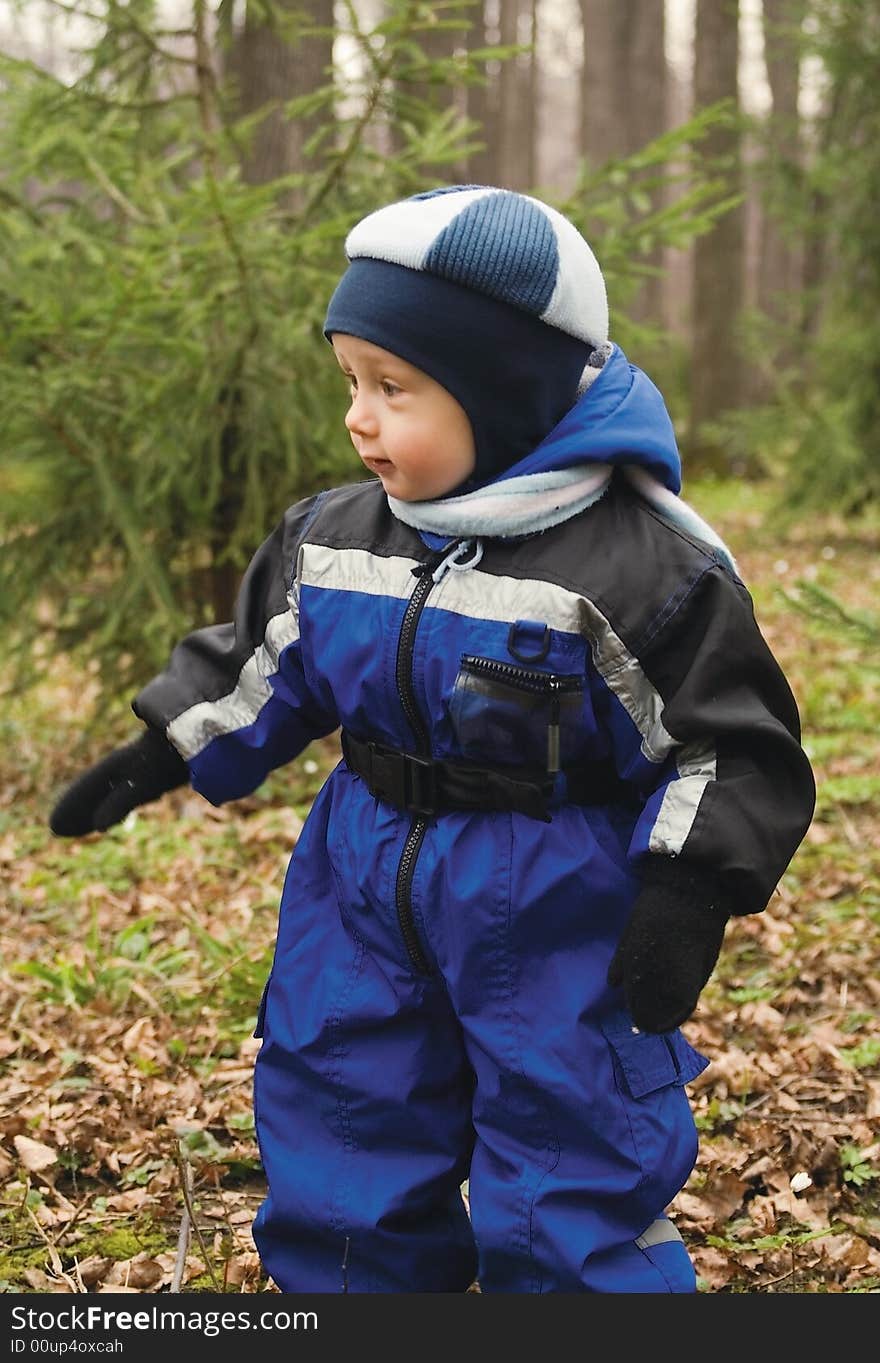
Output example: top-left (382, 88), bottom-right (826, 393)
top-left (167, 609), bottom-right (301, 760)
top-left (649, 740), bottom-right (717, 856)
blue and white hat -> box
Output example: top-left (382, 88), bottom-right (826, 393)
top-left (324, 185), bottom-right (611, 488)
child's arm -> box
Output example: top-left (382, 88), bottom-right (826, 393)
top-left (603, 562), bottom-right (817, 1032)
top-left (50, 493), bottom-right (338, 836)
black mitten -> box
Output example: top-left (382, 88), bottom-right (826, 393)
top-left (607, 857), bottom-right (734, 1033)
top-left (49, 726), bottom-right (189, 836)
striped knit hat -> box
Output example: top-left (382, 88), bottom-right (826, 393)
top-left (324, 185), bottom-right (610, 487)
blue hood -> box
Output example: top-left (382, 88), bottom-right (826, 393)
top-left (405, 344), bottom-right (738, 569)
top-left (494, 344), bottom-right (682, 494)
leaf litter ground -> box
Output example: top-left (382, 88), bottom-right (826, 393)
top-left (1, 479), bottom-right (878, 1294)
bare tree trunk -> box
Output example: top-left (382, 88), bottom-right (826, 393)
top-left (535, 0), bottom-right (580, 194)
top-left (208, 1), bottom-right (332, 617)
top-left (224, 0), bottom-right (334, 207)
top-left (801, 74), bottom-right (838, 342)
top-left (578, 2), bottom-right (666, 324)
top-left (741, 0), bottom-right (804, 401)
top-left (466, 0), bottom-right (499, 183)
top-left (627, 0), bottom-right (666, 325)
top-left (497, 0), bottom-right (535, 189)
top-left (689, 0), bottom-right (744, 473)
top-left (663, 52), bottom-right (693, 342)
top-left (758, 0), bottom-right (804, 318)
top-left (524, 0), bottom-right (539, 188)
top-left (579, 0), bottom-right (627, 167)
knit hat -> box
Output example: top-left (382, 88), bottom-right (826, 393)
top-left (323, 184), bottom-right (610, 488)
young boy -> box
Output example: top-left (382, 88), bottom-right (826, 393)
top-left (50, 185), bottom-right (816, 1293)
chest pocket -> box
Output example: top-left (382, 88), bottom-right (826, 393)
top-left (448, 654), bottom-right (585, 771)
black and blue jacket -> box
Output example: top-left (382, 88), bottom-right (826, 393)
top-left (134, 346), bottom-right (816, 940)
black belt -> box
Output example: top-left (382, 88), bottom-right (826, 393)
top-left (340, 729), bottom-right (639, 823)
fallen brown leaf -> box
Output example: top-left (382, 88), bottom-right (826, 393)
top-left (14, 1134), bottom-right (58, 1174)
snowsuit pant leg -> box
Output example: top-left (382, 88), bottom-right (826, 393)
top-left (251, 780), bottom-right (478, 1294)
top-left (423, 806), bottom-right (705, 1294)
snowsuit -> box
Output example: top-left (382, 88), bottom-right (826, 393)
top-left (134, 351), bottom-right (816, 1293)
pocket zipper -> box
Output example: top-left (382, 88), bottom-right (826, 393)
top-left (459, 655), bottom-right (583, 774)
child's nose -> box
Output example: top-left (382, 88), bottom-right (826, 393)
top-left (345, 390), bottom-right (378, 437)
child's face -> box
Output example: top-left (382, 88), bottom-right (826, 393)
top-left (330, 334), bottom-right (476, 501)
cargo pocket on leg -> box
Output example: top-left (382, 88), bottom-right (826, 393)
top-left (600, 1009), bottom-right (709, 1197)
top-left (601, 1011), bottom-right (709, 1096)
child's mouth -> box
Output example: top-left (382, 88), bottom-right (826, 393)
top-left (363, 457), bottom-right (394, 473)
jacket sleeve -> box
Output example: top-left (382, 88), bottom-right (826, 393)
top-left (132, 493), bottom-right (339, 806)
top-left (619, 563), bottom-right (816, 915)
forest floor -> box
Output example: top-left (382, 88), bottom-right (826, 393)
top-left (0, 476), bottom-right (878, 1295)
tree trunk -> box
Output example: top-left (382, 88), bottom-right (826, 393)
top-left (578, 2), bottom-right (666, 325)
top-left (466, 0), bottom-right (499, 183)
top-left (663, 50), bottom-right (693, 341)
top-left (578, 0), bottom-right (627, 168)
top-left (758, 0), bottom-right (804, 321)
top-left (524, 0), bottom-right (538, 189)
top-left (800, 72), bottom-right (838, 342)
top-left (496, 0), bottom-right (535, 190)
top-left (210, 2), bottom-right (333, 619)
top-left (689, 0), bottom-right (744, 473)
top-left (626, 0), bottom-right (666, 325)
top-left (225, 0), bottom-right (334, 205)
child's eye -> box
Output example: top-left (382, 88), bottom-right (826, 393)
top-left (381, 380), bottom-right (401, 398)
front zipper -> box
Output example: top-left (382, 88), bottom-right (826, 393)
top-left (391, 542), bottom-right (466, 976)
top-left (459, 654), bottom-right (583, 775)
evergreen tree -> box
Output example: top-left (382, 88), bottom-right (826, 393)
top-left (0, 0), bottom-right (734, 708)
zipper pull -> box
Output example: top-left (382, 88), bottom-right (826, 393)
top-left (431, 538), bottom-right (470, 584)
top-left (547, 675), bottom-right (561, 773)
top-left (411, 547), bottom-right (452, 578)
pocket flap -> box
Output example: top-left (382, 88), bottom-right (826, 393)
top-left (666, 1029), bottom-right (711, 1086)
top-left (601, 1011), bottom-right (710, 1098)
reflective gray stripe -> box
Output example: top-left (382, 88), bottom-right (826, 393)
top-left (300, 543), bottom-right (419, 602)
top-left (635, 1219), bottom-right (684, 1250)
top-left (649, 739), bottom-right (717, 856)
top-left (168, 608), bottom-right (300, 760)
top-left (600, 649), bottom-right (676, 765)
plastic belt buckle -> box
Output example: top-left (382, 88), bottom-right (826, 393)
top-left (404, 753), bottom-right (438, 818)
top-left (507, 772), bottom-right (553, 823)
top-left (364, 741), bottom-right (438, 817)
top-left (365, 741), bottom-right (404, 809)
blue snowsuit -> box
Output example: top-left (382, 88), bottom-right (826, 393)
top-left (134, 348), bottom-right (816, 1292)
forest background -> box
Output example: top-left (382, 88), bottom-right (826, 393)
top-left (0, 0), bottom-right (878, 1295)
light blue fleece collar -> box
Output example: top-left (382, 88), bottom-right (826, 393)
top-left (388, 462), bottom-right (738, 574)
